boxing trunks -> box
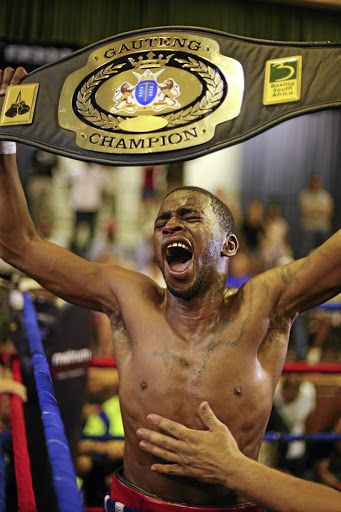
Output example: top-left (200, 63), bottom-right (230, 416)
top-left (105, 470), bottom-right (264, 512)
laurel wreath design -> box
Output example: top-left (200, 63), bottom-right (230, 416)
top-left (163, 57), bottom-right (224, 127)
top-left (76, 57), bottom-right (224, 131)
top-left (76, 63), bottom-right (126, 130)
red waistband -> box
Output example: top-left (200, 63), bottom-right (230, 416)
top-left (110, 472), bottom-right (263, 512)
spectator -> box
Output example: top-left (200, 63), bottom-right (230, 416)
top-left (274, 377), bottom-right (316, 477)
top-left (299, 174), bottom-right (334, 257)
top-left (61, 158), bottom-right (108, 257)
top-left (241, 200), bottom-right (265, 273)
top-left (87, 219), bottom-right (127, 265)
top-left (305, 294), bottom-right (341, 363)
top-left (27, 150), bottom-right (57, 228)
top-left (261, 200), bottom-right (292, 269)
top-left (77, 367), bottom-right (124, 506)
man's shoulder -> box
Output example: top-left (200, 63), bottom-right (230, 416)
top-left (101, 263), bottom-right (164, 304)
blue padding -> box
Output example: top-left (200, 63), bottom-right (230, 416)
top-left (264, 432), bottom-right (341, 442)
top-left (23, 292), bottom-right (84, 512)
top-left (0, 432), bottom-right (11, 512)
top-left (316, 302), bottom-right (341, 310)
top-left (82, 434), bottom-right (125, 441)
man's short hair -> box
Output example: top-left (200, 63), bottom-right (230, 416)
top-left (164, 186), bottom-right (234, 233)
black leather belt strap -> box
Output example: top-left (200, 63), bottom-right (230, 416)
top-left (0, 26), bottom-right (340, 166)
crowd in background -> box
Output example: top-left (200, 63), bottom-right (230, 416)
top-left (0, 150), bottom-right (340, 508)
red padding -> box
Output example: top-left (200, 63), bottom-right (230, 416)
top-left (90, 357), bottom-right (117, 368)
top-left (110, 472), bottom-right (262, 512)
top-left (10, 358), bottom-right (37, 512)
top-left (283, 362), bottom-right (341, 373)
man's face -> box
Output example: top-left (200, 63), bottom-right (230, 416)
top-left (153, 190), bottom-right (224, 300)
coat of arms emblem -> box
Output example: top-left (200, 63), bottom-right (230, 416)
top-left (111, 53), bottom-right (180, 113)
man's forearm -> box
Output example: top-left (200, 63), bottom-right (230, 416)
top-left (0, 152), bottom-right (37, 263)
top-left (229, 455), bottom-right (341, 512)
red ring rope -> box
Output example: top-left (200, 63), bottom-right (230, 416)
top-left (283, 362), bottom-right (341, 373)
top-left (10, 358), bottom-right (37, 512)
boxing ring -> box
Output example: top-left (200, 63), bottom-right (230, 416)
top-left (0, 293), bottom-right (340, 512)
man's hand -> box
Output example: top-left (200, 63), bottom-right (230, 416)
top-left (136, 401), bottom-right (243, 487)
top-left (0, 67), bottom-right (27, 96)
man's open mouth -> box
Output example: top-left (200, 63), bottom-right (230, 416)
top-left (165, 242), bottom-right (193, 273)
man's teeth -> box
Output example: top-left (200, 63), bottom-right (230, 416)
top-left (167, 242), bottom-right (191, 251)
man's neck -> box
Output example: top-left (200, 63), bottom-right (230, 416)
top-left (163, 285), bottom-right (229, 340)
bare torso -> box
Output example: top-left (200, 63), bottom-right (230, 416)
top-left (110, 273), bottom-right (291, 505)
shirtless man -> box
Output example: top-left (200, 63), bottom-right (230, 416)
top-left (0, 67), bottom-right (340, 511)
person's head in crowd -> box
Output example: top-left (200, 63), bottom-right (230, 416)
top-left (308, 174), bottom-right (323, 192)
top-left (266, 200), bottom-right (283, 220)
top-left (245, 200), bottom-right (264, 226)
top-left (281, 378), bottom-right (300, 403)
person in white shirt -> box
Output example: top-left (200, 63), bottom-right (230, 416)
top-left (274, 377), bottom-right (316, 476)
top-left (299, 173), bottom-right (334, 257)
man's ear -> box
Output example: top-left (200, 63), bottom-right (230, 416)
top-left (221, 234), bottom-right (239, 257)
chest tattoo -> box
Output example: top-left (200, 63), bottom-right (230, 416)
top-left (153, 284), bottom-right (255, 377)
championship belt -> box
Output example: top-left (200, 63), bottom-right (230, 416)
top-left (0, 26), bottom-right (340, 165)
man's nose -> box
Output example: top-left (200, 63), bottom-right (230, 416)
top-left (162, 217), bottom-right (185, 235)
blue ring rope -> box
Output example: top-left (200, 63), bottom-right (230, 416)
top-left (81, 432), bottom-right (341, 442)
top-left (264, 432), bottom-right (341, 442)
top-left (23, 292), bottom-right (84, 512)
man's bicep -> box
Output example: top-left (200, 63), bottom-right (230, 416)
top-left (12, 238), bottom-right (119, 312)
top-left (276, 230), bottom-right (341, 316)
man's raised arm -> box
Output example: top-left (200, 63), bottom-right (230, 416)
top-left (0, 67), bottom-right (132, 313)
top-left (270, 229), bottom-right (341, 317)
top-left (0, 147), bottom-right (113, 310)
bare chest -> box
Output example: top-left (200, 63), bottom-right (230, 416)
top-left (113, 300), bottom-right (286, 372)
top-left (115, 311), bottom-right (276, 408)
